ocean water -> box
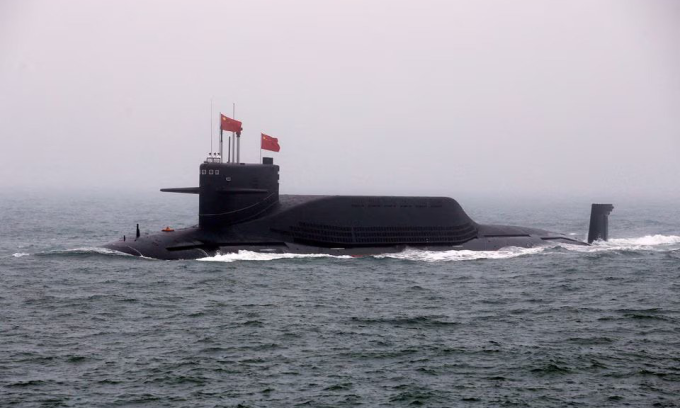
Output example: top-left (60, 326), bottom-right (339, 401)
top-left (1, 191), bottom-right (680, 407)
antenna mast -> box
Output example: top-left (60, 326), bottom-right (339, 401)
top-left (234, 103), bottom-right (240, 164)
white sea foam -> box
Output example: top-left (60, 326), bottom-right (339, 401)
top-left (198, 250), bottom-right (353, 263)
top-left (199, 247), bottom-right (545, 263)
top-left (554, 235), bottom-right (680, 254)
top-left (195, 235), bottom-right (680, 263)
top-left (374, 246), bottom-right (547, 262)
top-left (607, 235), bottom-right (680, 247)
top-left (12, 252), bottom-right (30, 258)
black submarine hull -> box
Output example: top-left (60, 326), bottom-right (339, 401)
top-left (102, 161), bottom-right (610, 260)
top-left (103, 228), bottom-right (585, 260)
top-left (103, 194), bottom-right (587, 260)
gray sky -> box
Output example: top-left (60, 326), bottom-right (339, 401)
top-left (1, 0), bottom-right (678, 200)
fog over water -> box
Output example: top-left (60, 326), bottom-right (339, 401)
top-left (1, 0), bottom-right (678, 200)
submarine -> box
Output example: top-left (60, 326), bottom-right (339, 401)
top-left (103, 132), bottom-right (614, 260)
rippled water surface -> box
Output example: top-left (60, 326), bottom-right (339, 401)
top-left (2, 192), bottom-right (680, 407)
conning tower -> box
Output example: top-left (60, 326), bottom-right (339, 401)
top-left (161, 156), bottom-right (280, 230)
top-left (199, 159), bottom-right (279, 229)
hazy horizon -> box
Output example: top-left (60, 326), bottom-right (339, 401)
top-left (1, 0), bottom-right (678, 200)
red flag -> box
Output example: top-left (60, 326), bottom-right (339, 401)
top-left (220, 114), bottom-right (242, 132)
top-left (261, 133), bottom-right (280, 152)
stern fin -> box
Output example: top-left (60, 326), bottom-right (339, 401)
top-left (588, 204), bottom-right (614, 243)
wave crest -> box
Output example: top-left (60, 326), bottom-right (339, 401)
top-left (563, 234), bottom-right (680, 253)
top-left (375, 246), bottom-right (545, 262)
top-left (606, 235), bottom-right (680, 247)
top-left (196, 235), bottom-right (680, 263)
top-left (198, 251), bottom-right (352, 263)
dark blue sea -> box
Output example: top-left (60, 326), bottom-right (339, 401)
top-left (2, 191), bottom-right (680, 407)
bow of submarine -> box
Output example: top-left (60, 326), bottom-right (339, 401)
top-left (103, 227), bottom-right (219, 260)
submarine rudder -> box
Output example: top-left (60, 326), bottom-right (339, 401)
top-left (588, 203), bottom-right (614, 243)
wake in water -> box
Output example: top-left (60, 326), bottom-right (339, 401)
top-left (566, 235), bottom-right (680, 253)
top-left (197, 249), bottom-right (540, 263)
top-left (196, 235), bottom-right (680, 263)
top-left (11, 235), bottom-right (679, 263)
top-left (12, 248), bottom-right (136, 259)
top-left (199, 252), bottom-right (353, 263)
top-left (374, 246), bottom-right (546, 262)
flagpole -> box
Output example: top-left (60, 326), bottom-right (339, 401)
top-left (219, 129), bottom-right (223, 163)
top-left (232, 103), bottom-right (238, 164)
top-left (210, 99), bottom-right (213, 155)
top-left (227, 135), bottom-right (231, 163)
